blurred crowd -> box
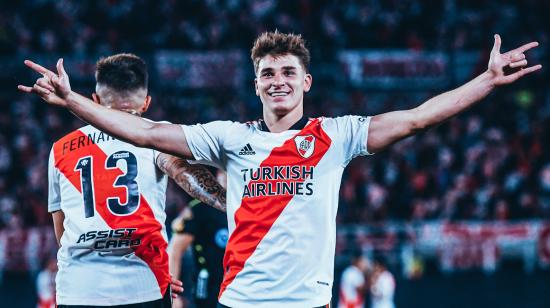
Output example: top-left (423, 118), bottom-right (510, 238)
top-left (0, 0), bottom-right (548, 55)
top-left (0, 0), bottom-right (549, 278)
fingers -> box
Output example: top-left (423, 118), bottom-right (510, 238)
top-left (36, 77), bottom-right (55, 92)
top-left (510, 53), bottom-right (525, 62)
top-left (519, 64), bottom-right (542, 75)
top-left (509, 59), bottom-right (527, 68)
top-left (32, 83), bottom-right (52, 96)
top-left (492, 34), bottom-right (501, 54)
top-left (24, 60), bottom-right (56, 78)
top-left (170, 277), bottom-right (184, 295)
top-left (171, 277), bottom-right (183, 286)
top-left (17, 85), bottom-right (33, 93)
top-left (56, 58), bottom-right (67, 78)
top-left (513, 41), bottom-right (539, 54)
top-left (503, 64), bottom-right (543, 84)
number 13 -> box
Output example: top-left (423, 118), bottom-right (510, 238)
top-left (75, 151), bottom-right (140, 218)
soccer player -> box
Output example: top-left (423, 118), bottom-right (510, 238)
top-left (34, 53), bottom-right (226, 307)
top-left (20, 32), bottom-right (540, 307)
top-left (169, 170), bottom-right (228, 308)
top-left (338, 250), bottom-right (369, 308)
top-left (369, 257), bottom-right (395, 308)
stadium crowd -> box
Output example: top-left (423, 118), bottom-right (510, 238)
top-left (0, 0), bottom-right (547, 54)
top-left (0, 0), bottom-right (548, 299)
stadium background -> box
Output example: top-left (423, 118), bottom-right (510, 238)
top-left (0, 0), bottom-right (549, 307)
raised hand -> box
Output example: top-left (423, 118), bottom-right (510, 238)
top-left (488, 34), bottom-right (542, 86)
top-left (18, 58), bottom-right (72, 107)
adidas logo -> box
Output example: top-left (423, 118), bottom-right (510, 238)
top-left (239, 144), bottom-right (256, 155)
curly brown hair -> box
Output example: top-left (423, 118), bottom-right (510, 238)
top-left (251, 31), bottom-right (311, 75)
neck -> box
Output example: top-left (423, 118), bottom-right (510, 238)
top-left (104, 105), bottom-right (141, 116)
top-left (262, 104), bottom-right (303, 133)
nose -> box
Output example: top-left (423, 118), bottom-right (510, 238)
top-left (272, 74), bottom-right (285, 86)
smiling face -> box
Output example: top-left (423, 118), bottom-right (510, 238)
top-left (254, 54), bottom-right (312, 117)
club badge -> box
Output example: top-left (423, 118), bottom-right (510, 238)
top-left (294, 135), bottom-right (315, 158)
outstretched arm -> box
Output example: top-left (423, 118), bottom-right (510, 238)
top-left (156, 153), bottom-right (227, 212)
top-left (367, 35), bottom-right (541, 153)
top-left (18, 59), bottom-right (194, 159)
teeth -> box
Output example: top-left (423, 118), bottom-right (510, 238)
top-left (270, 92), bottom-right (288, 97)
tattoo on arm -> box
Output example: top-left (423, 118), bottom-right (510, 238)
top-left (156, 153), bottom-right (227, 212)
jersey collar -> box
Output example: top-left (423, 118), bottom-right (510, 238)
top-left (259, 117), bottom-right (310, 132)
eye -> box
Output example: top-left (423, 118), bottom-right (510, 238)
top-left (261, 72), bottom-right (273, 77)
top-left (284, 70), bottom-right (295, 76)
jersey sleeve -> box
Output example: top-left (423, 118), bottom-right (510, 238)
top-left (47, 147), bottom-right (61, 213)
top-left (181, 121), bottom-right (233, 170)
top-left (325, 115), bottom-right (373, 166)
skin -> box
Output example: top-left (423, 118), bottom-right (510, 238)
top-left (156, 154), bottom-right (226, 213)
top-left (168, 232), bottom-right (194, 308)
top-left (254, 54), bottom-right (312, 132)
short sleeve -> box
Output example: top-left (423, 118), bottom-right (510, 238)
top-left (48, 147), bottom-right (61, 213)
top-left (325, 115), bottom-right (373, 166)
top-left (181, 121), bottom-right (233, 170)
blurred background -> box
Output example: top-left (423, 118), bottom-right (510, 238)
top-left (0, 0), bottom-right (549, 307)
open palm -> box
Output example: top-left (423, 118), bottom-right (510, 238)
top-left (488, 34), bottom-right (541, 86)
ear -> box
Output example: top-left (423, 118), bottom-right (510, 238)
top-left (303, 73), bottom-right (313, 93)
top-left (254, 78), bottom-right (260, 96)
top-left (140, 96), bottom-right (152, 114)
top-left (92, 93), bottom-right (101, 105)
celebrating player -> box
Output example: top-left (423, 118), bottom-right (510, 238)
top-left (19, 32), bottom-right (540, 307)
top-left (34, 53), bottom-right (225, 307)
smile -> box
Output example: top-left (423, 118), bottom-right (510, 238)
top-left (268, 91), bottom-right (290, 97)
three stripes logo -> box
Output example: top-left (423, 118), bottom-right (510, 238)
top-left (239, 143), bottom-right (256, 155)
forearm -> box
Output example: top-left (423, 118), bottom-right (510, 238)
top-left (66, 91), bottom-right (155, 146)
top-left (65, 91), bottom-right (193, 158)
top-left (157, 154), bottom-right (227, 212)
top-left (168, 242), bottom-right (184, 277)
top-left (168, 234), bottom-right (193, 277)
top-left (412, 71), bottom-right (495, 130)
top-left (52, 211), bottom-right (65, 247)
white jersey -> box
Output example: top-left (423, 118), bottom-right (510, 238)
top-left (370, 271), bottom-right (395, 308)
top-left (48, 125), bottom-right (169, 305)
top-left (339, 265), bottom-right (365, 308)
top-left (182, 116), bottom-right (371, 307)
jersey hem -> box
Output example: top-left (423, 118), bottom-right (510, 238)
top-left (218, 295), bottom-right (332, 308)
top-left (56, 290), bottom-right (162, 306)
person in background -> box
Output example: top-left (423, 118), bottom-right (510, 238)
top-left (169, 170), bottom-right (228, 308)
top-left (369, 256), bottom-right (395, 308)
top-left (36, 257), bottom-right (57, 308)
top-left (338, 249), bottom-right (370, 308)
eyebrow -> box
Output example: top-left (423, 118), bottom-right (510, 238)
top-left (259, 66), bottom-right (297, 74)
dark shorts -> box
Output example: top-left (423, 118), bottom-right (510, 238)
top-left (217, 302), bottom-right (331, 308)
top-left (57, 288), bottom-right (172, 308)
